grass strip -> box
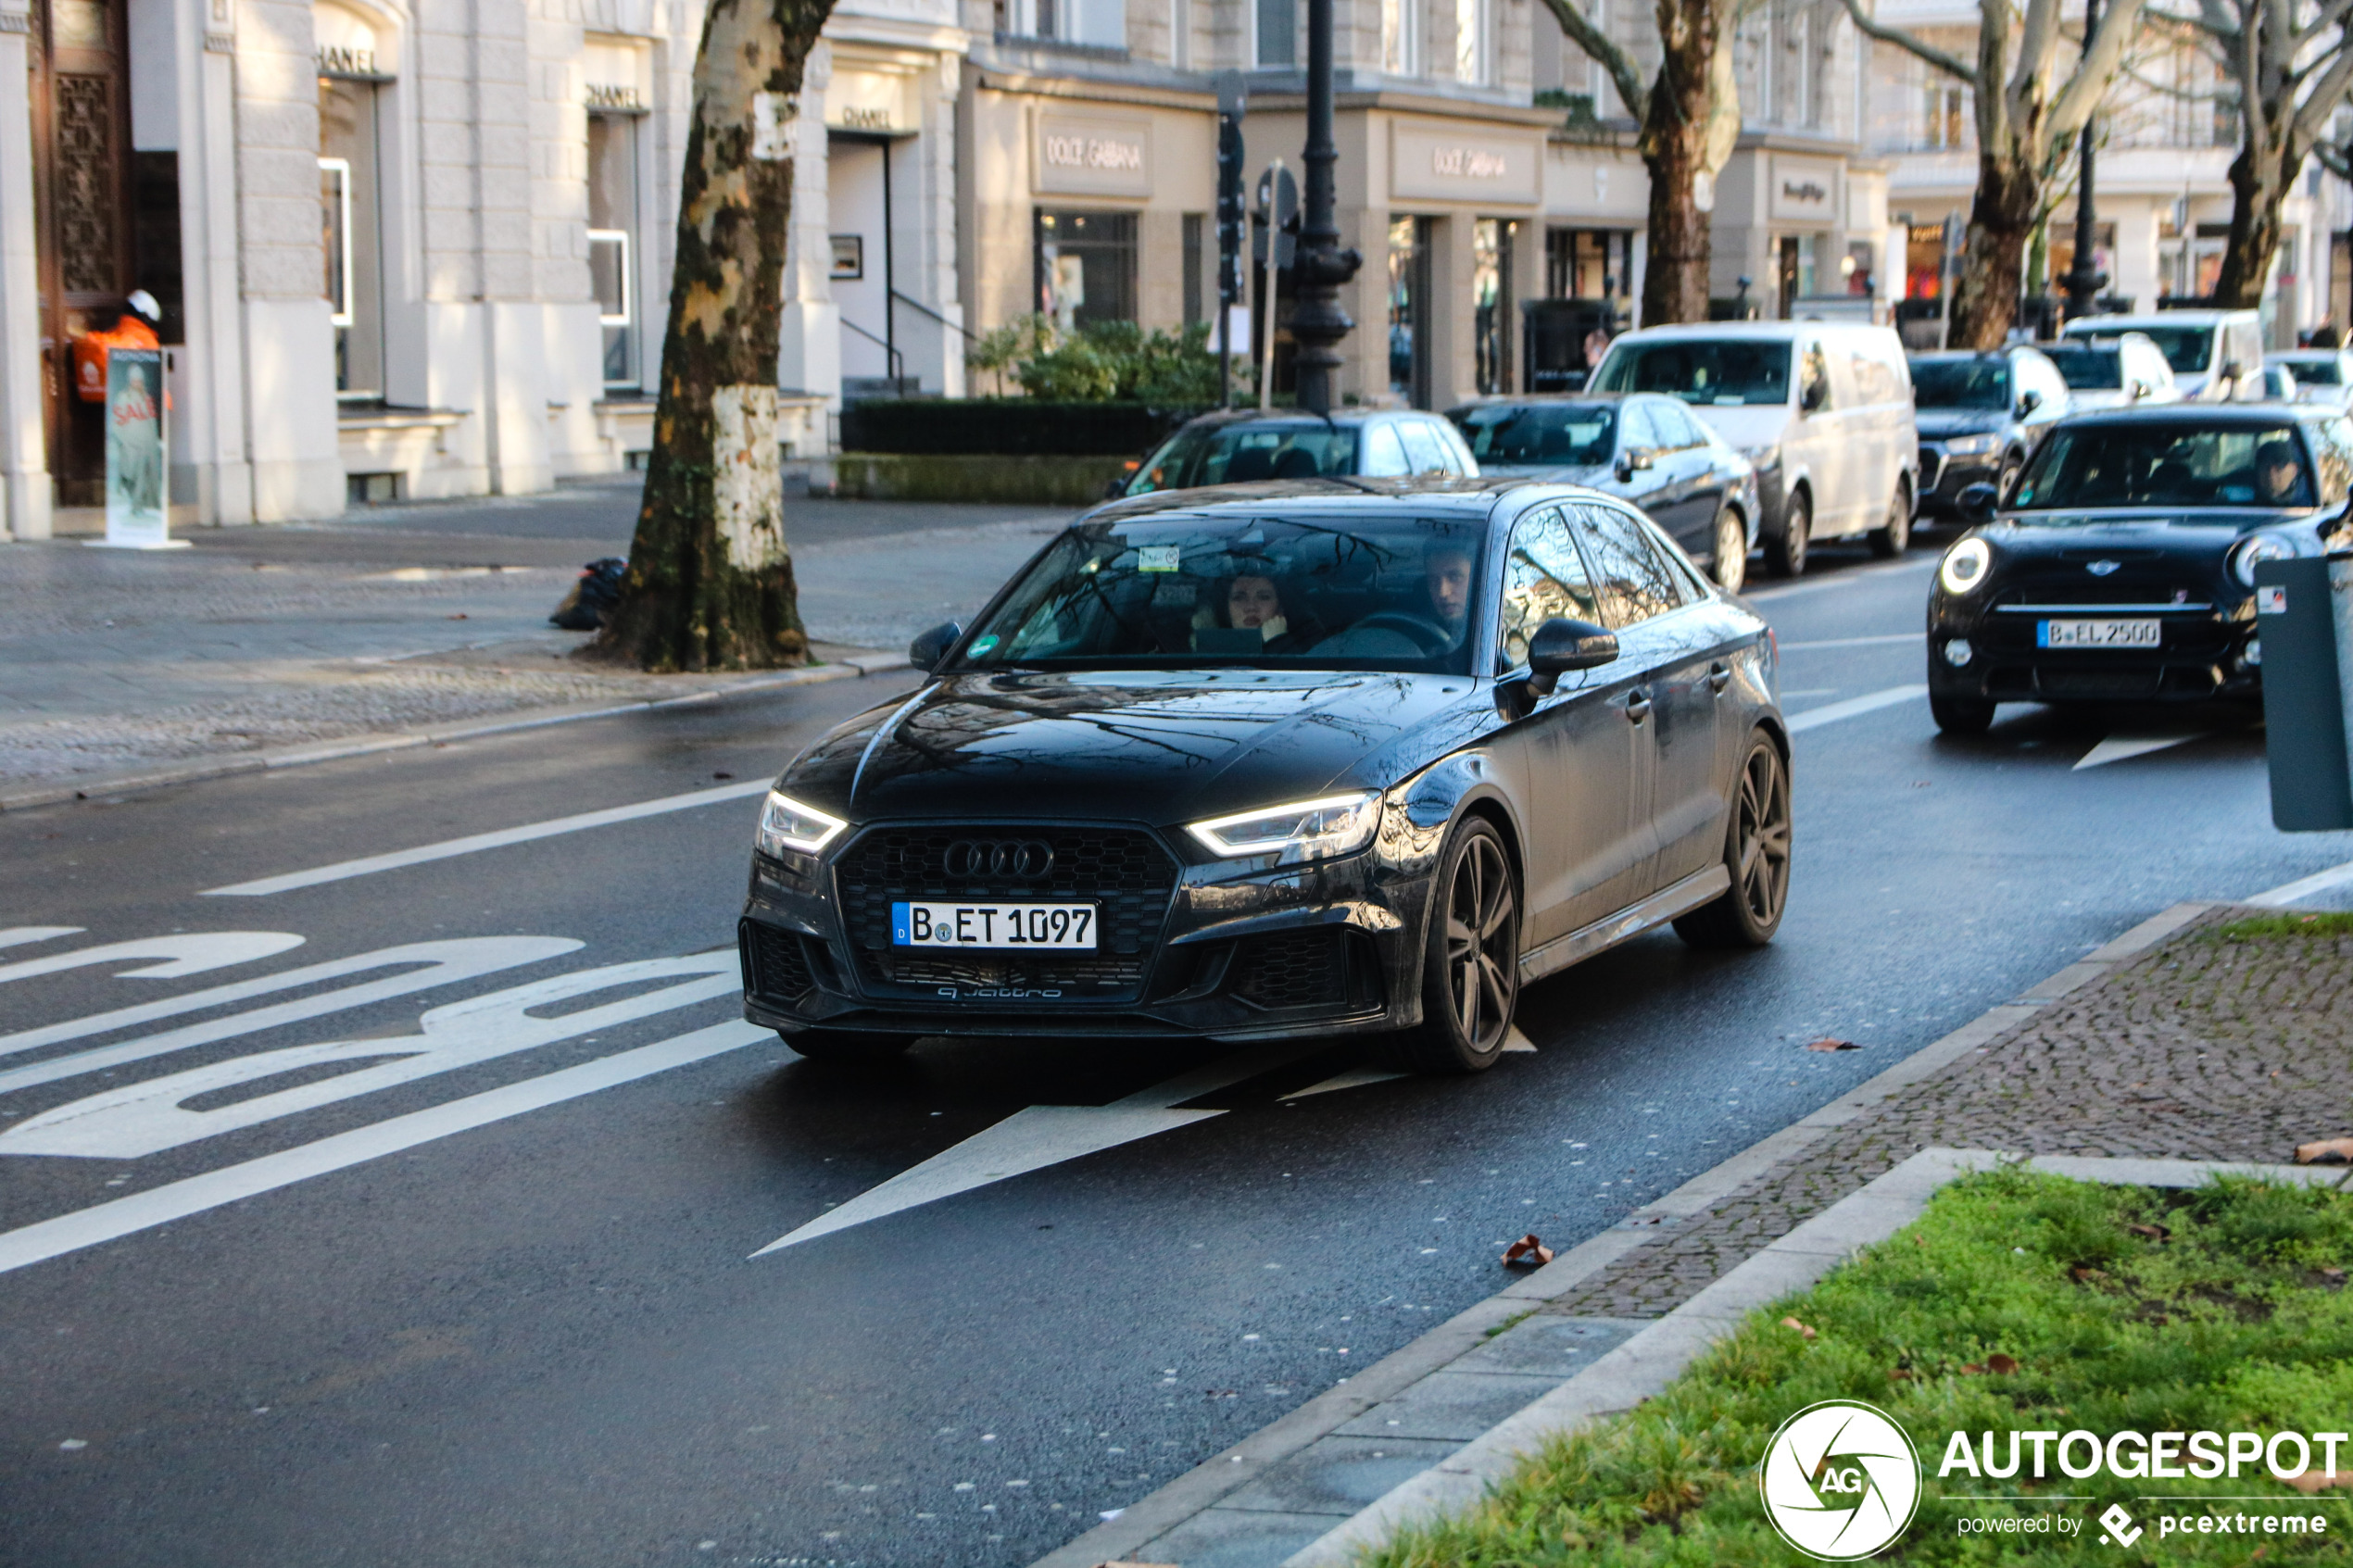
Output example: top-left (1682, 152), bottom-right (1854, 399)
top-left (1362, 1169), bottom-right (2353, 1565)
top-left (2212, 912), bottom-right (2353, 942)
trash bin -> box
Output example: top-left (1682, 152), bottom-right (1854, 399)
top-left (2255, 554), bottom-right (2353, 830)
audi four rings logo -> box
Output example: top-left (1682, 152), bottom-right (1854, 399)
top-left (943, 839), bottom-right (1054, 879)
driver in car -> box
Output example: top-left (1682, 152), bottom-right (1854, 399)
top-left (2257, 438), bottom-right (2308, 505)
top-left (1425, 542), bottom-right (1475, 649)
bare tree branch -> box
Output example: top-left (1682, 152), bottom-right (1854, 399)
top-left (1534, 0), bottom-right (1654, 119)
top-left (1839, 0), bottom-right (1977, 80)
top-left (2047, 0), bottom-right (2152, 142)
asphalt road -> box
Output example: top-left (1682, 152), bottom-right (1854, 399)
top-left (4, 538), bottom-right (2348, 1568)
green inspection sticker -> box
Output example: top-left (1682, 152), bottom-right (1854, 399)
top-left (967, 634), bottom-right (999, 657)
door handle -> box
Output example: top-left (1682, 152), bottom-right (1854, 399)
top-left (1625, 689), bottom-right (1653, 724)
top-left (1708, 661), bottom-right (1732, 694)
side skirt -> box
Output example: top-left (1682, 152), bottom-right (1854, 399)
top-left (1516, 864), bottom-right (1732, 985)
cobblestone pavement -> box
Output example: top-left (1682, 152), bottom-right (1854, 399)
top-left (1539, 907), bottom-right (2353, 1319)
top-left (0, 483), bottom-right (1069, 787)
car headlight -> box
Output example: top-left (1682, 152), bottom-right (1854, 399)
top-left (2232, 533), bottom-right (2296, 588)
top-left (1938, 537), bottom-right (1993, 596)
top-left (756, 790), bottom-right (848, 858)
top-left (1186, 791), bottom-right (1381, 862)
top-left (1943, 434), bottom-right (2001, 457)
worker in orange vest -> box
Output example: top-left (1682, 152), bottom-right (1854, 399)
top-left (72, 290), bottom-right (161, 404)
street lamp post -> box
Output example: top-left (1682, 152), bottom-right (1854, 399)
top-left (2060, 0), bottom-right (2107, 322)
top-left (1287, 0), bottom-right (1362, 414)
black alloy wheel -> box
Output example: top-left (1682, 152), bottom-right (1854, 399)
top-left (1711, 506), bottom-right (1749, 593)
top-left (1764, 488), bottom-right (1810, 578)
top-left (1675, 732), bottom-right (1793, 948)
top-left (781, 1027), bottom-right (919, 1064)
top-left (1868, 483), bottom-right (1912, 558)
top-left (1930, 691), bottom-right (1996, 734)
top-left (1393, 817), bottom-right (1519, 1074)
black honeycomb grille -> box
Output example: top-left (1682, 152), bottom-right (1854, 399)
top-left (1231, 928), bottom-right (1352, 1010)
top-left (741, 921), bottom-right (817, 1005)
top-left (834, 825), bottom-right (1179, 1001)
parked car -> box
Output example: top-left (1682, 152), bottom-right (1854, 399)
top-left (2267, 349), bottom-right (2353, 407)
top-left (738, 483), bottom-right (1789, 1074)
top-left (2255, 363), bottom-right (2300, 401)
top-left (2041, 332), bottom-right (2182, 411)
top-left (1117, 409), bottom-right (1478, 497)
top-left (1586, 320), bottom-right (1920, 576)
top-left (1925, 404), bottom-right (2353, 733)
top-left (2057, 309), bottom-right (2265, 401)
top-left (1444, 393), bottom-right (1761, 590)
top-left (1907, 346), bottom-right (2070, 523)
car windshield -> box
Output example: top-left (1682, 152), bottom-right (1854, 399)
top-left (1449, 403), bottom-right (1616, 466)
top-left (1124, 422), bottom-right (1360, 495)
top-left (2073, 324), bottom-right (2213, 374)
top-left (2282, 358), bottom-right (2344, 385)
top-left (1590, 340), bottom-right (1791, 406)
top-left (2010, 423), bottom-right (2315, 511)
top-left (953, 513), bottom-right (1488, 673)
top-left (1910, 358), bottom-right (2011, 409)
top-left (2042, 346), bottom-right (2123, 390)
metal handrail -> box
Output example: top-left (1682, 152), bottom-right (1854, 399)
top-left (890, 290), bottom-right (979, 345)
top-left (839, 316), bottom-right (904, 383)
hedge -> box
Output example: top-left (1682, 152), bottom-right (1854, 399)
top-left (837, 399), bottom-right (1213, 458)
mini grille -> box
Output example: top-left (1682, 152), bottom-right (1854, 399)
top-left (741, 921), bottom-right (817, 1004)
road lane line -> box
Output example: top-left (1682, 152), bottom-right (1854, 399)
top-left (2073, 734), bottom-right (2208, 771)
top-left (2246, 860), bottom-right (2353, 908)
top-left (0, 928), bottom-right (83, 950)
top-left (1785, 684), bottom-right (1929, 733)
top-left (1777, 633), bottom-right (1920, 651)
top-left (0, 1019), bottom-right (768, 1278)
top-left (202, 781), bottom-right (773, 897)
top-left (0, 933), bottom-right (304, 986)
top-left (1742, 559), bottom-right (1935, 603)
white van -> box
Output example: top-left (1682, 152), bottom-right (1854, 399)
top-left (1586, 320), bottom-right (1919, 576)
top-left (2057, 309), bottom-right (2263, 403)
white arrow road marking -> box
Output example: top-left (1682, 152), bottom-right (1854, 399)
top-left (0, 937), bottom-right (583, 1093)
top-left (1503, 1025), bottom-right (1537, 1053)
top-left (0, 928), bottom-right (83, 951)
top-left (202, 781), bottom-right (773, 897)
top-left (1785, 685), bottom-right (1929, 734)
top-left (752, 1041), bottom-right (1328, 1256)
top-left (0, 1020), bottom-right (769, 1278)
top-left (1282, 1066), bottom-right (1407, 1100)
top-left (0, 933), bottom-right (305, 986)
top-left (2072, 733), bottom-right (2207, 770)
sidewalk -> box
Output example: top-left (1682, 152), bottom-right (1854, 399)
top-left (1046, 900), bottom-right (2353, 1567)
top-left (0, 482), bottom-right (1069, 794)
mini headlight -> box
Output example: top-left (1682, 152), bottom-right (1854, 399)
top-left (1187, 791), bottom-right (1381, 862)
top-left (756, 790), bottom-right (848, 858)
top-left (1943, 433), bottom-right (2001, 458)
top-left (1938, 537), bottom-right (1993, 596)
top-left (2232, 533), bottom-right (2295, 588)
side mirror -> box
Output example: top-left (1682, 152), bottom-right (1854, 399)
top-left (1526, 616), bottom-right (1618, 695)
top-left (2016, 388), bottom-right (2043, 417)
top-left (908, 621), bottom-right (963, 672)
top-left (1800, 379), bottom-right (1828, 413)
top-left (1957, 482), bottom-right (1999, 523)
top-left (1613, 448), bottom-right (1653, 483)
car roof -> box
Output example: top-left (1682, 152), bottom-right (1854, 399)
top-left (1445, 392), bottom-right (1642, 408)
top-left (2064, 310), bottom-right (2254, 329)
top-left (2052, 402), bottom-right (2326, 427)
top-left (2271, 349), bottom-right (2344, 360)
top-left (1084, 476), bottom-right (1622, 526)
top-left (1907, 348), bottom-right (2025, 361)
top-left (1606, 320), bottom-right (1896, 343)
top-left (1172, 408), bottom-right (1420, 433)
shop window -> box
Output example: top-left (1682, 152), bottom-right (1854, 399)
top-left (1454, 0), bottom-right (1486, 83)
top-left (1544, 228), bottom-right (1629, 301)
top-left (1389, 215), bottom-right (1433, 407)
top-left (319, 76), bottom-right (384, 398)
top-left (1381, 0), bottom-right (1416, 75)
top-left (1255, 0), bottom-right (1294, 66)
top-left (587, 112), bottom-right (639, 391)
top-left (1036, 210), bottom-right (1138, 331)
top-left (1474, 218), bottom-right (1515, 395)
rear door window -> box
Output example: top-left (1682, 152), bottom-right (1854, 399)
top-left (1798, 342), bottom-right (1832, 411)
top-left (1570, 503), bottom-right (1691, 626)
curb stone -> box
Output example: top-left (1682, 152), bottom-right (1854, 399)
top-left (0, 651), bottom-right (911, 813)
top-left (1031, 901), bottom-right (2217, 1568)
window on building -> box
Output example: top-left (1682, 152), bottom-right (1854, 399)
top-left (1389, 215), bottom-right (1433, 406)
top-left (1255, 0), bottom-right (1294, 65)
top-left (1545, 228), bottom-right (1629, 300)
top-left (1169, 0), bottom-right (1189, 65)
top-left (587, 112), bottom-right (638, 391)
top-left (319, 75), bottom-right (384, 399)
top-left (1036, 210), bottom-right (1138, 331)
top-left (2213, 81), bottom-right (2241, 148)
top-left (1474, 217), bottom-right (1514, 394)
top-left (1454, 0), bottom-right (1486, 83)
top-left (1774, 2), bottom-right (1808, 126)
top-left (1923, 82), bottom-right (1967, 149)
top-left (1382, 0), bottom-right (1416, 75)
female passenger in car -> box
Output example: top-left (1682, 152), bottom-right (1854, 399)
top-left (1195, 573), bottom-right (1317, 654)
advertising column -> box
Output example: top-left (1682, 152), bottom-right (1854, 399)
top-left (92, 345), bottom-right (182, 548)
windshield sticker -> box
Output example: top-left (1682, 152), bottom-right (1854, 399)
top-left (967, 634), bottom-right (1000, 657)
top-left (1139, 545), bottom-right (1181, 573)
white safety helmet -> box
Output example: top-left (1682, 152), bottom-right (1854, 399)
top-left (124, 289), bottom-right (160, 322)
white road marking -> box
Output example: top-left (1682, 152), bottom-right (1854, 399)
top-left (0, 933), bottom-right (304, 986)
top-left (2072, 734), bottom-right (2207, 771)
top-left (0, 937), bottom-right (580, 1092)
top-left (1502, 1025), bottom-right (1537, 1053)
top-left (0, 928), bottom-right (83, 950)
top-left (1785, 684), bottom-right (1929, 733)
top-left (752, 1042), bottom-right (1327, 1256)
top-left (3, 951), bottom-right (739, 1159)
top-left (1282, 1067), bottom-right (1407, 1100)
top-left (1743, 559), bottom-right (1935, 604)
top-left (201, 781), bottom-right (773, 897)
top-left (1777, 633), bottom-right (1920, 651)
top-left (2246, 860), bottom-right (2353, 908)
top-left (0, 1020), bottom-right (768, 1278)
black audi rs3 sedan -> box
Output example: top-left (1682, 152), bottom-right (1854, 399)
top-left (1926, 403), bottom-right (2353, 734)
top-left (738, 482), bottom-right (1789, 1075)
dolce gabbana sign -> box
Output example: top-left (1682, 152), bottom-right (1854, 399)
top-left (1036, 114), bottom-right (1152, 197)
top-left (1390, 124), bottom-right (1539, 204)
top-left (1769, 155), bottom-right (1840, 224)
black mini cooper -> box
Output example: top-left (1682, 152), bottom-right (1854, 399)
top-left (738, 482), bottom-right (1790, 1074)
top-left (1926, 404), bottom-right (2353, 733)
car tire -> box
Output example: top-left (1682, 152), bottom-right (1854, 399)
top-left (1710, 506), bottom-right (1749, 593)
top-left (779, 1028), bottom-right (919, 1064)
top-left (1867, 483), bottom-right (1912, 558)
top-left (1764, 488), bottom-right (1810, 578)
top-left (1930, 692), bottom-right (1996, 734)
top-left (1674, 731), bottom-right (1792, 950)
top-left (1390, 816), bottom-right (1518, 1075)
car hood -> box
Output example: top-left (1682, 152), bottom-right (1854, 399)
top-left (780, 669), bottom-right (1481, 827)
top-left (1915, 408), bottom-right (2009, 439)
top-left (1478, 460), bottom-right (1617, 487)
top-left (1992, 508), bottom-right (2314, 546)
top-left (2060, 389), bottom-right (2131, 410)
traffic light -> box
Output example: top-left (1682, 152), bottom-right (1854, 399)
top-left (1215, 72), bottom-right (1246, 308)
